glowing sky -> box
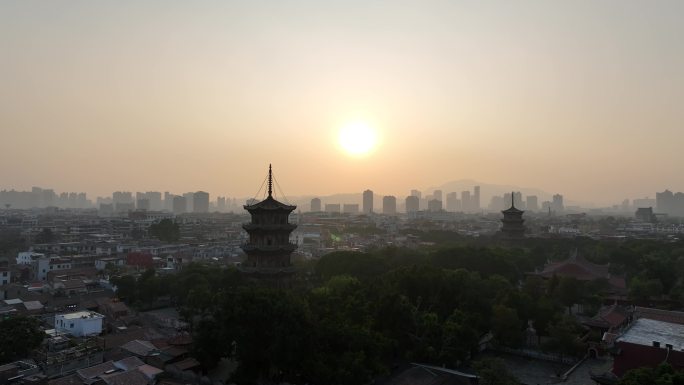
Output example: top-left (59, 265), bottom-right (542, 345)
top-left (1, 1), bottom-right (683, 204)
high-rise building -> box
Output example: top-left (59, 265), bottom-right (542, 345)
top-left (526, 195), bottom-right (539, 211)
top-left (193, 191), bottom-right (210, 213)
top-left (183, 192), bottom-right (195, 212)
top-left (461, 191), bottom-right (471, 213)
top-left (146, 191), bottom-right (162, 211)
top-left (427, 199), bottom-right (442, 212)
top-left (489, 196), bottom-right (504, 211)
top-left (552, 194), bottom-right (564, 212)
top-left (217, 196), bottom-right (227, 211)
top-left (433, 190), bottom-right (443, 202)
top-left (504, 192), bottom-right (524, 210)
top-left (172, 196), bottom-right (186, 214)
top-left (343, 204), bottom-right (359, 214)
top-left (411, 190), bottom-right (422, 199)
top-left (113, 191), bottom-right (133, 204)
top-left (382, 195), bottom-right (397, 215)
top-left (657, 190), bottom-right (675, 215)
top-left (473, 186), bottom-right (481, 211)
top-left (164, 192), bottom-right (173, 211)
top-left (136, 198), bottom-right (150, 210)
top-left (310, 198), bottom-right (321, 212)
top-left (446, 192), bottom-right (460, 212)
top-left (405, 195), bottom-right (419, 213)
top-left (325, 204), bottom-right (341, 213)
top-left (633, 197), bottom-right (656, 209)
top-left (363, 190), bottom-right (374, 214)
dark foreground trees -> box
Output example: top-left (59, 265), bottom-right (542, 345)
top-left (193, 279), bottom-right (386, 385)
top-left (619, 363), bottom-right (684, 385)
top-left (0, 316), bottom-right (44, 364)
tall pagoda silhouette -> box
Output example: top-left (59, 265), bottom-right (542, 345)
top-left (500, 191), bottom-right (525, 238)
top-left (241, 165), bottom-right (298, 274)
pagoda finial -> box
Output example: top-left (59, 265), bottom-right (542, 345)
top-left (268, 164), bottom-right (273, 198)
top-left (511, 191), bottom-right (515, 208)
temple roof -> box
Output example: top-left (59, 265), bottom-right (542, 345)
top-left (244, 196), bottom-right (296, 211)
top-left (502, 206), bottom-right (524, 214)
top-left (584, 303), bottom-right (630, 329)
top-left (536, 249), bottom-right (626, 290)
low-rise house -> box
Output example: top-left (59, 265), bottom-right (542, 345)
top-left (55, 311), bottom-right (104, 337)
top-left (51, 279), bottom-right (88, 296)
top-left (22, 300), bottom-right (44, 315)
top-left (95, 257), bottom-right (126, 271)
top-left (36, 257), bottom-right (73, 282)
top-left (120, 340), bottom-right (158, 359)
top-left (16, 251), bottom-right (45, 265)
top-left (96, 298), bottom-right (131, 320)
top-left (50, 356), bottom-right (159, 385)
top-left (100, 367), bottom-right (152, 385)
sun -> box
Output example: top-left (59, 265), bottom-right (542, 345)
top-left (338, 122), bottom-right (378, 156)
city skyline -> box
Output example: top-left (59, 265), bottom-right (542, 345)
top-left (2, 1), bottom-right (684, 204)
top-left (4, 181), bottom-right (683, 215)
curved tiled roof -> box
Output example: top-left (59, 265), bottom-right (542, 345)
top-left (244, 196), bottom-right (296, 211)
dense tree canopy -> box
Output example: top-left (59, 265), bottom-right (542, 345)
top-left (110, 235), bottom-right (684, 384)
top-left (148, 219), bottom-right (180, 243)
top-left (0, 316), bottom-right (44, 364)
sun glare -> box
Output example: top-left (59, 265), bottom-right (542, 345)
top-left (338, 122), bottom-right (378, 156)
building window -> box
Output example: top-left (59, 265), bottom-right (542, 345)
top-left (70, 323), bottom-right (74, 328)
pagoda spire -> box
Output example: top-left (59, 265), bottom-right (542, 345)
top-left (511, 191), bottom-right (515, 208)
top-left (268, 164), bottom-right (273, 198)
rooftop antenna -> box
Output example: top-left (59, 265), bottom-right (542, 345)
top-left (268, 164), bottom-right (273, 198)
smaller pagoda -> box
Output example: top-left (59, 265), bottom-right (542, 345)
top-left (241, 165), bottom-right (297, 274)
top-left (500, 192), bottom-right (525, 238)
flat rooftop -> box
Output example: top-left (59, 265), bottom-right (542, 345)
top-left (58, 311), bottom-right (104, 320)
top-left (617, 318), bottom-right (684, 350)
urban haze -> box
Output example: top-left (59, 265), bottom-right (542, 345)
top-left (1, 2), bottom-right (684, 385)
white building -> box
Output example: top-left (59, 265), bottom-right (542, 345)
top-left (55, 311), bottom-right (104, 337)
top-left (95, 257), bottom-right (126, 271)
top-left (36, 257), bottom-right (72, 281)
top-left (16, 251), bottom-right (45, 265)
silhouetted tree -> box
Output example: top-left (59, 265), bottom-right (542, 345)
top-left (148, 219), bottom-right (180, 242)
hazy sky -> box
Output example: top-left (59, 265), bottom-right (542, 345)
top-left (1, 1), bottom-right (683, 204)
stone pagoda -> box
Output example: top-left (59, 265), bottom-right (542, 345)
top-left (241, 165), bottom-right (297, 274)
top-left (500, 191), bottom-right (525, 238)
